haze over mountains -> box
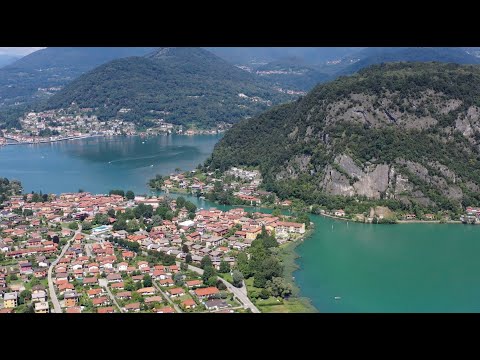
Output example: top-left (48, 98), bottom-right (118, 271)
top-left (208, 62), bottom-right (480, 211)
top-left (0, 47), bottom-right (155, 106)
top-left (2, 47), bottom-right (480, 130)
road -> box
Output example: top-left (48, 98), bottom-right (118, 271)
top-left (47, 226), bottom-right (82, 313)
top-left (99, 278), bottom-right (123, 313)
top-left (85, 243), bottom-right (92, 257)
top-left (179, 262), bottom-right (260, 313)
top-left (152, 281), bottom-right (183, 313)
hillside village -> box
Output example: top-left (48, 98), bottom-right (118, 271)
top-left (0, 190), bottom-right (306, 313)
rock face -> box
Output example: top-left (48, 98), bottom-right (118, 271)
top-left (209, 62), bottom-right (480, 209)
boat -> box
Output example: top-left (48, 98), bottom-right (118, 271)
top-left (334, 296), bottom-right (341, 300)
top-left (150, 165), bottom-right (154, 167)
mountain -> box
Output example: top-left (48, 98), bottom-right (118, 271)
top-left (45, 47), bottom-right (291, 129)
top-left (206, 47), bottom-right (365, 66)
top-left (254, 58), bottom-right (331, 92)
top-left (338, 47), bottom-right (480, 76)
top-left (208, 62), bottom-right (480, 213)
top-left (0, 54), bottom-right (19, 68)
top-left (0, 47), bottom-right (155, 107)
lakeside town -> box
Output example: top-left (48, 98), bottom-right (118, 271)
top-left (0, 184), bottom-right (308, 313)
top-left (0, 106), bottom-right (231, 146)
top-left (151, 167), bottom-right (478, 225)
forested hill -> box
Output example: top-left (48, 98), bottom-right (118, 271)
top-left (207, 62), bottom-right (480, 213)
top-left (0, 47), bottom-right (155, 107)
top-left (45, 47), bottom-right (291, 128)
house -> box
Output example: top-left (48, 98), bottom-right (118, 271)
top-left (194, 287), bottom-right (219, 299)
top-left (154, 306), bottom-right (175, 313)
top-left (97, 307), bottom-right (115, 314)
top-left (32, 290), bottom-right (47, 303)
top-left (123, 302), bottom-right (141, 312)
top-left (66, 307), bottom-right (82, 314)
top-left (182, 298), bottom-right (197, 309)
top-left (110, 282), bottom-right (124, 290)
top-left (159, 278), bottom-right (174, 287)
top-left (107, 273), bottom-right (122, 283)
top-left (205, 299), bottom-right (229, 311)
top-left (33, 268), bottom-right (47, 278)
top-left (167, 287), bottom-right (185, 298)
top-left (34, 301), bottom-right (49, 313)
top-left (144, 296), bottom-right (163, 304)
top-left (132, 275), bottom-right (144, 282)
top-left (122, 251), bottom-right (135, 260)
top-left (3, 292), bottom-right (17, 308)
top-left (117, 262), bottom-right (128, 272)
top-left (58, 282), bottom-right (74, 294)
top-left (137, 287), bottom-right (156, 296)
top-left (63, 291), bottom-right (79, 307)
top-left (404, 214), bottom-right (416, 220)
top-left (82, 277), bottom-right (98, 286)
top-left (117, 291), bottom-right (132, 300)
top-left (87, 288), bottom-right (104, 298)
top-left (185, 279), bottom-right (203, 288)
top-left (92, 296), bottom-right (110, 306)
top-left (334, 209), bottom-right (345, 217)
top-left (19, 262), bottom-right (33, 274)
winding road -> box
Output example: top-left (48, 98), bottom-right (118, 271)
top-left (179, 262), bottom-right (260, 313)
top-left (47, 226), bottom-right (82, 313)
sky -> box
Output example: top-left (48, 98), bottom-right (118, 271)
top-left (0, 47), bottom-right (45, 56)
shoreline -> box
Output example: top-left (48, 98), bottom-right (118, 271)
top-left (1, 131), bottom-right (223, 147)
top-left (161, 187), bottom-right (468, 226)
top-left (278, 227), bottom-right (319, 313)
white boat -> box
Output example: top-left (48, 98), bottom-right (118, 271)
top-left (334, 296), bottom-right (341, 300)
top-left (150, 165), bottom-right (154, 167)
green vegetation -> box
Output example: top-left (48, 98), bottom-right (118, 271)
top-left (45, 47), bottom-right (290, 129)
top-left (208, 62), bottom-right (480, 216)
top-left (0, 177), bottom-right (23, 204)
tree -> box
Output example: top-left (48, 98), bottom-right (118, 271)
top-left (163, 254), bottom-right (176, 266)
top-left (8, 273), bottom-right (18, 281)
top-left (182, 244), bottom-right (189, 254)
top-left (107, 208), bottom-right (116, 218)
top-left (272, 208), bottom-right (282, 217)
top-left (164, 211), bottom-right (174, 221)
top-left (82, 221), bottom-right (93, 231)
top-left (236, 252), bottom-right (250, 277)
top-left (173, 272), bottom-right (184, 286)
top-left (185, 254), bottom-right (192, 263)
top-left (19, 290), bottom-right (32, 305)
top-left (259, 288), bottom-right (270, 299)
top-left (23, 209), bottom-right (33, 217)
top-left (68, 222), bottom-right (79, 230)
top-left (202, 265), bottom-right (216, 284)
top-left (180, 262), bottom-right (188, 272)
top-left (266, 277), bottom-right (293, 298)
top-left (176, 196), bottom-right (186, 209)
top-left (200, 255), bottom-right (212, 269)
top-left (126, 190), bottom-right (135, 200)
top-left (143, 274), bottom-right (152, 288)
top-left (216, 279), bottom-right (227, 290)
top-left (219, 260), bottom-right (230, 274)
top-left (30, 277), bottom-right (40, 287)
top-left (232, 270), bottom-right (244, 288)
top-left (78, 189), bottom-right (84, 193)
top-left (109, 189), bottom-right (125, 197)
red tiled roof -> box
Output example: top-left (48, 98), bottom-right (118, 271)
top-left (194, 287), bottom-right (219, 297)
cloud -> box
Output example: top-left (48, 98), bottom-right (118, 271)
top-left (0, 47), bottom-right (45, 56)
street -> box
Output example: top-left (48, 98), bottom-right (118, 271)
top-left (152, 281), bottom-right (183, 313)
top-left (47, 226), bottom-right (82, 313)
top-left (179, 262), bottom-right (260, 313)
top-left (99, 278), bottom-right (123, 313)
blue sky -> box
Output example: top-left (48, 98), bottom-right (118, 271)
top-left (0, 47), bottom-right (45, 56)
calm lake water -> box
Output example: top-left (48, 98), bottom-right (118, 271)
top-left (2, 134), bottom-right (480, 312)
top-left (0, 135), bottom-right (222, 194)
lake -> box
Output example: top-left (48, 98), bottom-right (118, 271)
top-left (2, 134), bottom-right (480, 312)
top-left (0, 134), bottom-right (222, 194)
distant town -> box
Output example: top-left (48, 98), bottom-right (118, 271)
top-left (0, 106), bottom-right (230, 146)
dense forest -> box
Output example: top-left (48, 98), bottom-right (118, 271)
top-left (44, 47), bottom-right (291, 129)
top-left (0, 177), bottom-right (22, 204)
top-left (207, 62), bottom-right (480, 214)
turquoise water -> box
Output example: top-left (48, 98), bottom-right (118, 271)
top-left (3, 134), bottom-right (480, 312)
top-left (0, 134), bottom-right (221, 194)
top-left (294, 216), bottom-right (480, 312)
